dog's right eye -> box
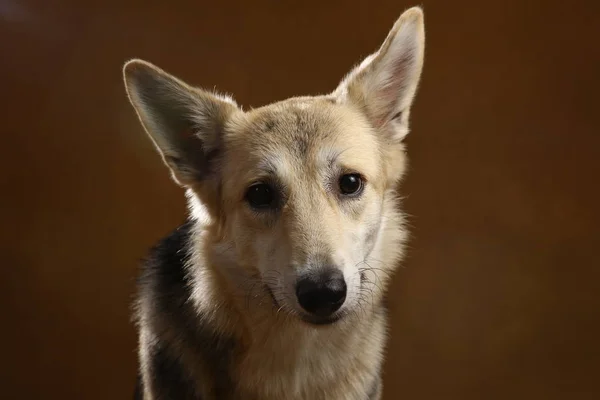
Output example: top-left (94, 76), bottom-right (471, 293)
top-left (245, 183), bottom-right (277, 210)
top-left (338, 173), bottom-right (364, 196)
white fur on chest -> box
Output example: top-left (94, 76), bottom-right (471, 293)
top-left (234, 316), bottom-right (386, 400)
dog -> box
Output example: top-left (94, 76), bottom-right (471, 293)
top-left (123, 6), bottom-right (425, 400)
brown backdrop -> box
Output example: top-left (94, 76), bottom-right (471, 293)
top-left (2, 0), bottom-right (599, 399)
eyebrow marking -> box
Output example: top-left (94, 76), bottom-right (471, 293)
top-left (254, 158), bottom-right (277, 176)
top-left (252, 152), bottom-right (292, 182)
top-left (325, 146), bottom-right (353, 169)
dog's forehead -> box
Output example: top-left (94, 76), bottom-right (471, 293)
top-left (232, 97), bottom-right (376, 154)
top-left (247, 97), bottom-right (339, 146)
top-left (223, 97), bottom-right (380, 185)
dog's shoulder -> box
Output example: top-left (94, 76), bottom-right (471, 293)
top-left (136, 219), bottom-right (200, 321)
top-left (139, 220), bottom-right (194, 291)
top-left (136, 221), bottom-right (237, 399)
top-left (136, 219), bottom-right (213, 337)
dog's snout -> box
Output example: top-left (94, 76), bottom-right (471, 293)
top-left (295, 268), bottom-right (346, 317)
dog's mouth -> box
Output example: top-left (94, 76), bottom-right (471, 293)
top-left (300, 313), bottom-right (344, 326)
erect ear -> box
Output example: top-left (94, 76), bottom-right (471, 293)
top-left (123, 59), bottom-right (238, 189)
top-left (334, 7), bottom-right (425, 141)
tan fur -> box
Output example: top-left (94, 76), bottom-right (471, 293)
top-left (125, 7), bottom-right (425, 400)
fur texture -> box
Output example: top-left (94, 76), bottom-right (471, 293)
top-left (124, 7), bottom-right (425, 400)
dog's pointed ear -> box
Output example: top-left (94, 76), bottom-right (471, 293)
top-left (123, 59), bottom-right (239, 187)
top-left (334, 7), bottom-right (425, 141)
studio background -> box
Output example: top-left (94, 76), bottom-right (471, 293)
top-left (2, 0), bottom-right (599, 399)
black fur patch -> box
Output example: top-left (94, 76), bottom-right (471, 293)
top-left (136, 221), bottom-right (235, 398)
top-left (149, 344), bottom-right (201, 399)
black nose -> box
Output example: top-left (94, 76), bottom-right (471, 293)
top-left (296, 268), bottom-right (347, 317)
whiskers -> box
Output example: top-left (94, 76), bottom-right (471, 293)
top-left (347, 258), bottom-right (393, 322)
top-left (225, 268), bottom-right (296, 325)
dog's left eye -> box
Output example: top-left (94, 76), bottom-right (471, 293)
top-left (338, 174), bottom-right (364, 196)
top-left (245, 183), bottom-right (277, 209)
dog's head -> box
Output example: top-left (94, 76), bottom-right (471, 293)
top-left (124, 8), bottom-right (425, 325)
